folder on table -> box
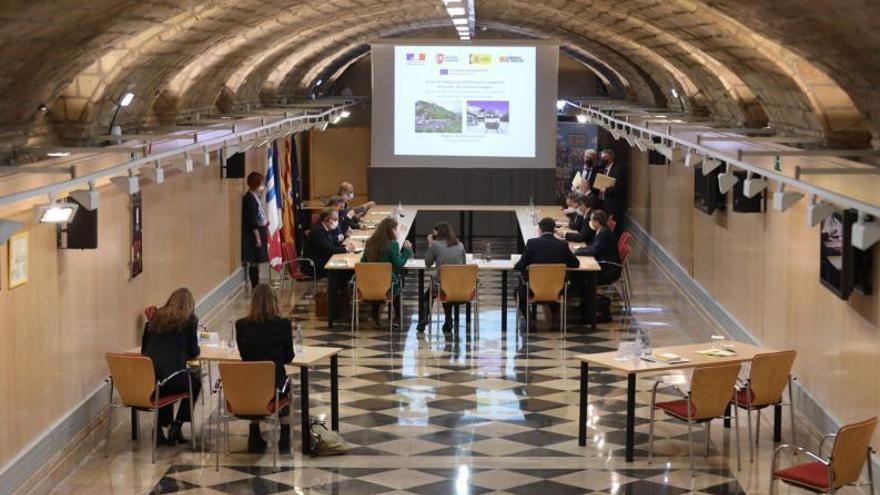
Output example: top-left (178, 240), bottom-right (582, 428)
top-left (593, 173), bottom-right (616, 191)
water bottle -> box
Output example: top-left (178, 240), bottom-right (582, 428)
top-left (528, 196), bottom-right (535, 215)
top-left (398, 201), bottom-right (404, 218)
top-left (227, 320), bottom-right (237, 350)
top-left (486, 242), bottom-right (492, 262)
top-left (637, 328), bottom-right (652, 356)
top-left (294, 324), bottom-right (304, 353)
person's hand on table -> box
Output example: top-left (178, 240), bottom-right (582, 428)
top-left (402, 240), bottom-right (413, 251)
top-left (344, 243), bottom-right (354, 253)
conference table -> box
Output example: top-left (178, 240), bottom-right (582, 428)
top-left (324, 204), bottom-right (602, 331)
top-left (126, 344), bottom-right (342, 455)
top-left (577, 341), bottom-right (780, 462)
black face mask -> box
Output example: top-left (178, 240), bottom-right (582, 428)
top-left (584, 158), bottom-right (594, 168)
top-left (597, 159), bottom-right (606, 169)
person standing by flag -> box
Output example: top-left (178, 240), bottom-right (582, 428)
top-left (242, 171), bottom-right (269, 289)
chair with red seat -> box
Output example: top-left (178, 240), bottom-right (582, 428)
top-left (771, 417), bottom-right (876, 494)
top-left (649, 363), bottom-right (742, 475)
top-left (215, 361), bottom-right (293, 470)
top-left (595, 231), bottom-right (633, 316)
top-left (104, 353), bottom-right (196, 463)
top-left (733, 349), bottom-right (798, 462)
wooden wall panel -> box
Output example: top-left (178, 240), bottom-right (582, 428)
top-left (0, 164), bottom-right (242, 468)
top-left (647, 158), bottom-right (695, 275)
top-left (308, 127), bottom-right (370, 200)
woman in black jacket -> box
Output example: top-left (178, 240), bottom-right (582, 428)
top-left (141, 288), bottom-right (202, 445)
top-left (242, 172), bottom-right (269, 288)
top-left (235, 283), bottom-right (295, 453)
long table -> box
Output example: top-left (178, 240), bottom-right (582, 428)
top-left (127, 345), bottom-right (342, 455)
top-left (577, 341), bottom-right (778, 462)
top-left (324, 205), bottom-right (602, 331)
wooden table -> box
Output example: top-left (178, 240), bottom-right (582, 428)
top-left (577, 341), bottom-right (778, 462)
top-left (127, 345), bottom-right (342, 455)
top-left (324, 205), bottom-right (603, 330)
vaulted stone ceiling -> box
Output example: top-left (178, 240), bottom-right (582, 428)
top-left (1, 0), bottom-right (877, 151)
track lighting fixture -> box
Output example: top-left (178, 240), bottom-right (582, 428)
top-left (772, 184), bottom-right (804, 212)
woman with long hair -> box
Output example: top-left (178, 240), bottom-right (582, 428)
top-left (235, 284), bottom-right (294, 453)
top-left (418, 221), bottom-right (466, 333)
top-left (141, 288), bottom-right (202, 446)
top-left (242, 171), bottom-right (269, 289)
top-left (361, 217), bottom-right (413, 328)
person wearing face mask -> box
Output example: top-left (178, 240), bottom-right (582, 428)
top-left (326, 195), bottom-right (356, 233)
top-left (361, 217), bottom-right (413, 328)
top-left (597, 149), bottom-right (624, 230)
top-left (571, 149), bottom-right (599, 196)
top-left (574, 210), bottom-right (621, 322)
top-left (564, 194), bottom-right (600, 244)
top-left (306, 208), bottom-right (353, 279)
top-left (337, 182), bottom-right (375, 219)
top-left (242, 172), bottom-right (269, 289)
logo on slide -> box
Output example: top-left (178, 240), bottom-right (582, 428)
top-left (406, 53), bottom-right (426, 64)
top-left (499, 55), bottom-right (525, 63)
top-left (468, 53), bottom-right (492, 65)
top-left (436, 53), bottom-right (445, 64)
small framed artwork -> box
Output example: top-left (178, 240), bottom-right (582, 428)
top-left (8, 231), bottom-right (28, 289)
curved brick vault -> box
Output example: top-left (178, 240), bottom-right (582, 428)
top-left (0, 0), bottom-right (877, 151)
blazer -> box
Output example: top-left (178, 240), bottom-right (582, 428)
top-left (305, 222), bottom-right (347, 278)
top-left (568, 212), bottom-right (585, 233)
top-left (601, 162), bottom-right (625, 219)
top-left (565, 211), bottom-right (596, 244)
top-left (575, 227), bottom-right (621, 282)
top-left (241, 192), bottom-right (268, 263)
top-left (514, 233), bottom-right (579, 277)
top-left (235, 316), bottom-right (294, 389)
top-left (141, 314), bottom-right (200, 381)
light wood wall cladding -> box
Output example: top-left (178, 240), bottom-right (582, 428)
top-left (0, 164), bottom-right (242, 467)
top-left (627, 152), bottom-right (880, 440)
top-left (308, 127), bottom-right (370, 201)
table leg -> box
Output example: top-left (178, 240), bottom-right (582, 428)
top-left (773, 404), bottom-right (782, 442)
top-left (330, 355), bottom-right (339, 431)
top-left (327, 271), bottom-right (339, 328)
top-left (418, 269), bottom-right (425, 319)
top-left (468, 211), bottom-right (474, 251)
top-left (625, 373), bottom-right (636, 462)
top-left (586, 272), bottom-right (598, 331)
top-left (516, 224), bottom-right (524, 253)
top-left (578, 361), bottom-right (588, 446)
top-left (501, 271), bottom-right (508, 333)
top-left (300, 365), bottom-right (310, 455)
top-left (131, 410), bottom-right (138, 440)
top-left (466, 302), bottom-right (471, 325)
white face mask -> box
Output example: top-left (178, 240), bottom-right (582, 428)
top-left (329, 220), bottom-right (339, 230)
top-left (345, 192), bottom-right (354, 201)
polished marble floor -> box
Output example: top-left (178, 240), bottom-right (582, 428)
top-left (48, 240), bottom-right (831, 495)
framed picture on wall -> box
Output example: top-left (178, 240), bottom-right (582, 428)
top-left (130, 192), bottom-right (143, 279)
top-left (8, 231), bottom-right (28, 289)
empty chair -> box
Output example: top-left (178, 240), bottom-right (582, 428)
top-left (771, 417), bottom-right (877, 495)
top-left (733, 349), bottom-right (798, 461)
top-left (649, 363), bottom-right (742, 475)
top-left (429, 264), bottom-right (480, 334)
top-left (516, 263), bottom-right (568, 335)
top-left (104, 353), bottom-right (196, 463)
top-left (351, 262), bottom-right (396, 332)
top-left (215, 361), bottom-right (292, 470)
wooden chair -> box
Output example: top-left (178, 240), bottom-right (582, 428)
top-left (429, 264), bottom-right (480, 333)
top-left (649, 363), bottom-right (742, 475)
top-left (733, 350), bottom-right (798, 461)
top-left (351, 262), bottom-right (396, 332)
top-left (516, 264), bottom-right (568, 335)
top-left (771, 417), bottom-right (877, 495)
top-left (215, 361), bottom-right (292, 470)
top-left (104, 352), bottom-right (196, 463)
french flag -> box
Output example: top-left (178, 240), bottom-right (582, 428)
top-left (265, 142), bottom-right (283, 271)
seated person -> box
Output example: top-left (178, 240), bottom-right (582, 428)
top-left (236, 284), bottom-right (294, 453)
top-left (419, 221), bottom-right (466, 333)
top-left (361, 217), bottom-right (413, 328)
top-left (141, 288), bottom-right (202, 446)
top-left (325, 195), bottom-right (356, 234)
top-left (574, 210), bottom-right (622, 322)
top-left (338, 181), bottom-right (375, 218)
top-left (564, 194), bottom-right (600, 244)
top-left (514, 217), bottom-right (579, 328)
top-left (562, 192), bottom-right (580, 220)
top-left (305, 208), bottom-right (352, 279)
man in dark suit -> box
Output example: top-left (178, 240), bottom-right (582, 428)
top-left (515, 217), bottom-right (580, 328)
top-left (564, 194), bottom-right (600, 244)
top-left (598, 149), bottom-right (624, 230)
top-left (305, 208), bottom-right (352, 279)
top-left (575, 210), bottom-right (622, 322)
top-left (570, 148), bottom-right (598, 192)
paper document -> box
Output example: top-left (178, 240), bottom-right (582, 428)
top-left (571, 171), bottom-right (585, 189)
top-left (593, 173), bottom-right (616, 191)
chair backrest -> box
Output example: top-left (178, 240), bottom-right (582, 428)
top-left (218, 361), bottom-right (276, 416)
top-left (527, 264), bottom-right (567, 302)
top-left (355, 262), bottom-right (392, 301)
top-left (689, 363), bottom-right (741, 420)
top-left (829, 417), bottom-right (878, 487)
top-left (105, 352), bottom-right (157, 408)
top-left (747, 350), bottom-right (797, 407)
top-left (440, 264), bottom-right (478, 302)
top-left (617, 231), bottom-right (633, 264)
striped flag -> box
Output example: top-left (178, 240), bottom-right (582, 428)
top-left (265, 142), bottom-right (283, 271)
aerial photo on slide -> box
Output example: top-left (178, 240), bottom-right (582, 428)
top-left (414, 100), bottom-right (463, 133)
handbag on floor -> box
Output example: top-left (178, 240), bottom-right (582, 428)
top-left (308, 418), bottom-right (349, 456)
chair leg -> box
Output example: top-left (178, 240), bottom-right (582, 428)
top-left (272, 418), bottom-right (279, 469)
top-left (152, 407), bottom-right (159, 464)
top-left (734, 404), bottom-right (742, 471)
top-left (688, 421), bottom-right (694, 477)
top-left (705, 421), bottom-right (711, 456)
top-left (105, 386), bottom-right (113, 458)
top-left (867, 449), bottom-right (876, 495)
top-left (788, 376), bottom-right (797, 448)
top-left (188, 374), bottom-right (196, 451)
top-left (746, 407), bottom-right (754, 462)
top-left (648, 384), bottom-right (658, 462)
top-left (756, 410), bottom-right (761, 446)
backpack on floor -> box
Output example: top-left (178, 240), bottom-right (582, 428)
top-left (308, 417), bottom-right (349, 456)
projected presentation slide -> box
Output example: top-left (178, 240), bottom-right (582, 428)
top-left (394, 45), bottom-right (536, 158)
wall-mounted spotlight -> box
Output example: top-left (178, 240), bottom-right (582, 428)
top-left (671, 88), bottom-right (679, 99)
top-left (69, 182), bottom-right (99, 211)
top-left (0, 219), bottom-right (24, 244)
top-left (851, 214), bottom-right (880, 250)
top-left (806, 195), bottom-right (834, 227)
top-left (772, 184), bottom-right (804, 212)
top-left (175, 154), bottom-right (194, 174)
top-left (340, 110), bottom-right (351, 119)
top-left (717, 164), bottom-right (739, 194)
top-left (201, 148), bottom-right (211, 167)
top-left (111, 173), bottom-right (139, 195)
top-left (141, 161), bottom-right (165, 184)
top-left (34, 197), bottom-right (79, 224)
top-left (742, 172), bottom-right (768, 198)
top-left (319, 121), bottom-right (330, 131)
top-left (702, 157), bottom-right (722, 175)
top-left (331, 115), bottom-right (342, 125)
top-left (635, 137), bottom-right (650, 152)
top-left (576, 114), bottom-right (588, 124)
top-left (108, 91), bottom-right (135, 135)
top-left (556, 100), bottom-right (567, 111)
